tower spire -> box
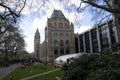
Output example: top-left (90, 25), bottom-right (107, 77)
top-left (34, 28), bottom-right (40, 60)
top-left (35, 28), bottom-right (40, 39)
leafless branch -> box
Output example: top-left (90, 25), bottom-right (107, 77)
top-left (0, 0), bottom-right (27, 22)
top-left (81, 0), bottom-right (120, 13)
top-left (18, 0), bottom-right (27, 16)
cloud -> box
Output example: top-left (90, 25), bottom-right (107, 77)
top-left (31, 17), bottom-right (46, 30)
top-left (63, 4), bottom-right (78, 13)
top-left (24, 36), bottom-right (34, 53)
top-left (31, 16), bottom-right (47, 43)
top-left (75, 26), bottom-right (92, 34)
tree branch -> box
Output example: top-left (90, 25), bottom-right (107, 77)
top-left (0, 0), bottom-right (26, 22)
top-left (81, 0), bottom-right (120, 13)
top-left (0, 3), bottom-right (19, 17)
top-left (18, 0), bottom-right (27, 15)
top-left (103, 0), bottom-right (112, 8)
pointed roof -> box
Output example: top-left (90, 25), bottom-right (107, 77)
top-left (35, 28), bottom-right (40, 39)
top-left (50, 10), bottom-right (65, 18)
top-left (36, 28), bottom-right (39, 33)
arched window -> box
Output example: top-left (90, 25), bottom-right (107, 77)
top-left (65, 40), bottom-right (69, 46)
top-left (60, 40), bottom-right (64, 47)
top-left (65, 23), bottom-right (68, 29)
top-left (54, 40), bottom-right (58, 47)
top-left (59, 22), bottom-right (63, 28)
top-left (60, 32), bottom-right (64, 37)
top-left (118, 17), bottom-right (120, 23)
top-left (49, 22), bottom-right (52, 27)
top-left (54, 40), bottom-right (58, 58)
top-left (65, 40), bottom-right (70, 54)
top-left (54, 32), bottom-right (57, 37)
top-left (60, 40), bottom-right (64, 55)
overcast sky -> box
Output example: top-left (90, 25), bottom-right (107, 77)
top-left (18, 0), bottom-right (94, 53)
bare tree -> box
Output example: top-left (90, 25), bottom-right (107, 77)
top-left (0, 22), bottom-right (25, 61)
top-left (78, 0), bottom-right (120, 22)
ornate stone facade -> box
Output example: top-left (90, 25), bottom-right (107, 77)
top-left (45, 10), bottom-right (75, 62)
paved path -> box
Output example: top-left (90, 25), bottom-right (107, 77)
top-left (0, 64), bottom-right (20, 80)
top-left (20, 68), bottom-right (60, 80)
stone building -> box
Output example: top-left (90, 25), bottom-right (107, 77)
top-left (34, 10), bottom-right (75, 62)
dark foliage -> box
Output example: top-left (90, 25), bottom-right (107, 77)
top-left (62, 44), bottom-right (120, 80)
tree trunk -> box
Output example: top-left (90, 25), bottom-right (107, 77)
top-left (5, 48), bottom-right (8, 62)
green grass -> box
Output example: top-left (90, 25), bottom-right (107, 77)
top-left (2, 63), bottom-right (56, 80)
top-left (29, 70), bottom-right (63, 80)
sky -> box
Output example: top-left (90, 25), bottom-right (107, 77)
top-left (18, 0), bottom-right (94, 53)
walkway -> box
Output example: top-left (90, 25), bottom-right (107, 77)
top-left (0, 64), bottom-right (20, 80)
top-left (20, 68), bottom-right (60, 80)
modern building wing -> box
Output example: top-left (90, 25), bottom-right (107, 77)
top-left (78, 19), bottom-right (119, 53)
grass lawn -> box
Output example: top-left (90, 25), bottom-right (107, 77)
top-left (2, 63), bottom-right (56, 80)
top-left (29, 70), bottom-right (63, 80)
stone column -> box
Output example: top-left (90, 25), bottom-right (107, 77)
top-left (77, 34), bottom-right (80, 53)
top-left (114, 25), bottom-right (119, 43)
top-left (106, 23), bottom-right (112, 48)
top-left (96, 26), bottom-right (101, 52)
top-left (83, 34), bottom-right (86, 53)
top-left (113, 17), bottom-right (119, 43)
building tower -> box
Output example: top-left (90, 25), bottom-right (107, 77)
top-left (34, 28), bottom-right (40, 60)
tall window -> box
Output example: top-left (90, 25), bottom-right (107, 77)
top-left (114, 0), bottom-right (120, 7)
top-left (108, 21), bottom-right (116, 44)
top-left (118, 17), bottom-right (120, 23)
top-left (60, 40), bottom-right (64, 47)
top-left (54, 40), bottom-right (58, 57)
top-left (60, 32), bottom-right (64, 37)
top-left (60, 40), bottom-right (64, 55)
top-left (65, 23), bottom-right (68, 29)
top-left (61, 23), bottom-right (63, 28)
top-left (59, 22), bottom-right (63, 28)
top-left (54, 22), bottom-right (56, 26)
top-left (91, 29), bottom-right (99, 52)
top-left (119, 0), bottom-right (120, 7)
top-left (54, 40), bottom-right (58, 47)
top-left (49, 23), bottom-right (52, 27)
top-left (65, 33), bottom-right (69, 38)
top-left (54, 32), bottom-right (57, 37)
top-left (99, 25), bottom-right (109, 51)
top-left (65, 40), bottom-right (69, 54)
